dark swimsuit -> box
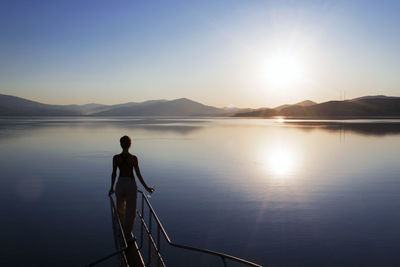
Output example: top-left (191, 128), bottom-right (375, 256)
top-left (118, 154), bottom-right (137, 188)
top-left (119, 153), bottom-right (133, 177)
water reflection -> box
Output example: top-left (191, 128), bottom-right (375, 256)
top-left (0, 117), bottom-right (204, 142)
top-left (16, 176), bottom-right (45, 201)
top-left (1, 117), bottom-right (400, 266)
top-left (284, 120), bottom-right (400, 136)
top-left (260, 146), bottom-right (298, 177)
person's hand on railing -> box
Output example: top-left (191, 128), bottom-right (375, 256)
top-left (108, 187), bottom-right (115, 196)
top-left (146, 186), bottom-right (155, 194)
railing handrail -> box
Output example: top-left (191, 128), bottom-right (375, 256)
top-left (87, 197), bottom-right (129, 266)
top-left (137, 190), bottom-right (262, 267)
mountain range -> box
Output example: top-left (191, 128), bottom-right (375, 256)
top-left (234, 95), bottom-right (400, 118)
top-left (1, 93), bottom-right (400, 118)
top-left (0, 94), bottom-right (236, 116)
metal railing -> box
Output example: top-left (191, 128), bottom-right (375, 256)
top-left (88, 192), bottom-right (262, 267)
top-left (135, 190), bottom-right (262, 267)
top-left (87, 197), bottom-right (130, 266)
top-left (110, 195), bottom-right (130, 266)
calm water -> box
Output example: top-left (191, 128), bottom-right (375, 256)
top-left (1, 117), bottom-right (400, 266)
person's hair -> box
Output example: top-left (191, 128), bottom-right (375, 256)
top-left (120, 135), bottom-right (131, 149)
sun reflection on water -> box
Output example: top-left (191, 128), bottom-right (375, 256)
top-left (260, 145), bottom-right (298, 177)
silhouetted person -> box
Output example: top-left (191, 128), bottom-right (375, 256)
top-left (109, 135), bottom-right (154, 241)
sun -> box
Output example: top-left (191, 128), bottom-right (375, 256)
top-left (264, 53), bottom-right (305, 88)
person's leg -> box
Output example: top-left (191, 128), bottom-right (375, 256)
top-left (124, 183), bottom-right (138, 238)
top-left (116, 180), bottom-right (127, 228)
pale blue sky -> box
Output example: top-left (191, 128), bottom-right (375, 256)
top-left (1, 0), bottom-right (399, 107)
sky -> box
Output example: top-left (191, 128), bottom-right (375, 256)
top-left (1, 0), bottom-right (400, 108)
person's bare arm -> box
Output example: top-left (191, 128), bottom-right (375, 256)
top-left (133, 156), bottom-right (154, 193)
top-left (109, 155), bottom-right (118, 196)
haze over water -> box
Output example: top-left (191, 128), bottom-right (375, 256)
top-left (1, 117), bottom-right (400, 266)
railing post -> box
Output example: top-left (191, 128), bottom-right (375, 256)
top-left (148, 209), bottom-right (152, 265)
top-left (222, 256), bottom-right (228, 267)
top-left (140, 193), bottom-right (144, 248)
top-left (157, 226), bottom-right (161, 267)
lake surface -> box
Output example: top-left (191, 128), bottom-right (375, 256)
top-left (1, 117), bottom-right (400, 266)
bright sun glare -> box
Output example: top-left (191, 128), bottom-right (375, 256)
top-left (264, 53), bottom-right (305, 88)
top-left (260, 146), bottom-right (297, 177)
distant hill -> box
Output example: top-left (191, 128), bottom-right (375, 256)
top-left (92, 98), bottom-right (228, 116)
top-left (274, 100), bottom-right (316, 111)
top-left (350, 95), bottom-right (393, 101)
top-left (0, 94), bottom-right (81, 116)
top-left (234, 96), bottom-right (400, 118)
top-left (233, 108), bottom-right (277, 117)
top-left (280, 97), bottom-right (400, 117)
top-left (0, 94), bottom-right (240, 116)
top-left (236, 100), bottom-right (317, 117)
top-left (61, 103), bottom-right (110, 114)
top-left (297, 100), bottom-right (317, 107)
